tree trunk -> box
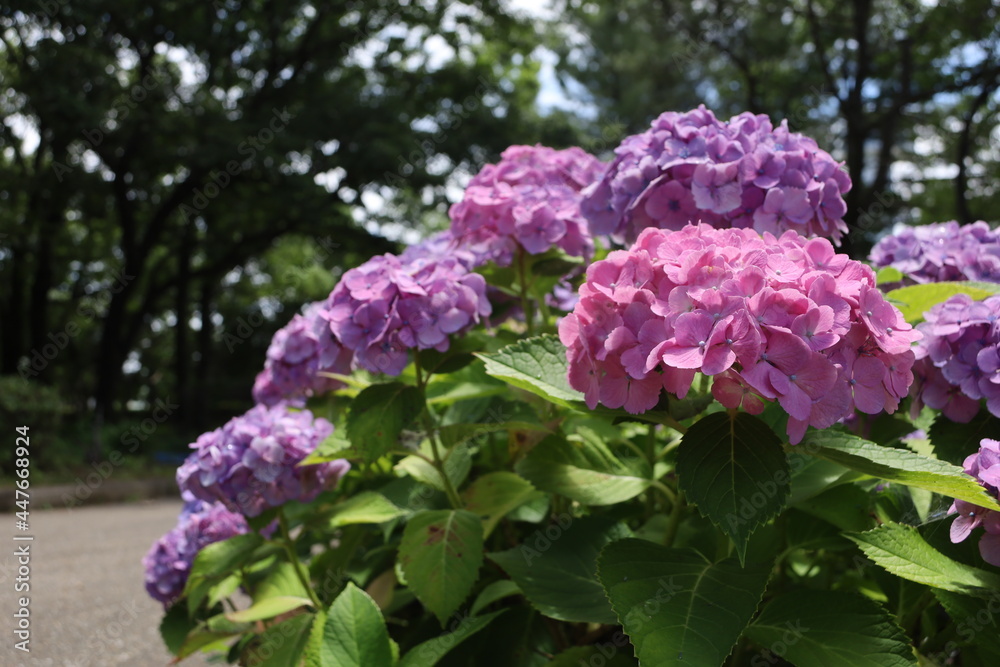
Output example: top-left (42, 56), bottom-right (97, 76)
top-left (174, 223), bottom-right (194, 427)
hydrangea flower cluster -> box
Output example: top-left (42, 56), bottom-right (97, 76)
top-left (448, 144), bottom-right (606, 266)
top-left (253, 301), bottom-right (353, 406)
top-left (176, 404), bottom-right (348, 517)
top-left (143, 497), bottom-right (248, 607)
top-left (327, 249), bottom-right (491, 375)
top-left (910, 293), bottom-right (1000, 422)
top-left (581, 106), bottom-right (851, 244)
top-left (869, 221), bottom-right (1000, 283)
top-left (560, 224), bottom-right (918, 443)
top-left (949, 438), bottom-right (1000, 567)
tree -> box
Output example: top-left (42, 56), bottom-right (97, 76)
top-left (548, 0), bottom-right (1000, 253)
top-left (0, 0), bottom-right (555, 455)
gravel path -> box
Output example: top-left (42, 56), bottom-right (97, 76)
top-left (0, 500), bottom-right (215, 666)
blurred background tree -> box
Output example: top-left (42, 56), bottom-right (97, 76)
top-left (0, 0), bottom-right (571, 470)
top-left (0, 0), bottom-right (997, 476)
top-left (547, 0), bottom-right (1000, 253)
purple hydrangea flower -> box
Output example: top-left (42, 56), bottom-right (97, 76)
top-left (870, 221), bottom-right (1000, 284)
top-left (449, 145), bottom-right (607, 266)
top-left (949, 438), bottom-right (1000, 566)
top-left (142, 499), bottom-right (249, 608)
top-left (560, 224), bottom-right (918, 443)
top-left (176, 404), bottom-right (349, 517)
top-left (581, 106), bottom-right (851, 244)
top-left (911, 293), bottom-right (1000, 422)
top-left (326, 248), bottom-right (491, 375)
top-left (253, 302), bottom-right (354, 406)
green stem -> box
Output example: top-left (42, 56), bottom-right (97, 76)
top-left (650, 480), bottom-right (677, 505)
top-left (661, 414), bottom-right (688, 435)
top-left (517, 248), bottom-right (536, 335)
top-left (663, 490), bottom-right (686, 548)
top-left (414, 353), bottom-right (463, 509)
top-left (278, 511), bottom-right (322, 608)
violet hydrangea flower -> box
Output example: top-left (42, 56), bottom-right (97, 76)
top-left (948, 438), bottom-right (1000, 567)
top-left (142, 498), bottom-right (248, 607)
top-left (176, 404), bottom-right (349, 517)
top-left (326, 248), bottom-right (491, 375)
top-left (448, 145), bottom-right (607, 266)
top-left (581, 106), bottom-right (851, 244)
top-left (560, 224), bottom-right (919, 443)
top-left (253, 301), bottom-right (353, 406)
top-left (870, 221), bottom-right (1000, 284)
top-left (910, 293), bottom-right (1000, 422)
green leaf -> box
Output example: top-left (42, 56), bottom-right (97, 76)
top-left (933, 590), bottom-right (1000, 657)
top-left (928, 412), bottom-right (1000, 466)
top-left (184, 533), bottom-right (264, 612)
top-left (242, 612), bottom-right (314, 667)
top-left (395, 442), bottom-right (472, 492)
top-left (476, 334), bottom-right (584, 407)
top-left (744, 590), bottom-right (917, 666)
top-left (598, 539), bottom-right (771, 667)
top-left (876, 266), bottom-right (905, 285)
top-left (398, 509), bottom-right (485, 625)
top-left (545, 647), bottom-right (637, 666)
top-left (397, 610), bottom-right (506, 667)
top-left (488, 516), bottom-right (631, 624)
top-left (317, 584), bottom-right (394, 667)
top-left (302, 609), bottom-right (326, 667)
top-left (470, 580), bottom-right (522, 616)
top-left (346, 382), bottom-right (425, 462)
top-left (676, 412), bottom-right (789, 563)
top-left (885, 282), bottom-right (1000, 323)
top-left (160, 603), bottom-right (197, 656)
top-left (327, 491), bottom-right (407, 529)
top-left (516, 434), bottom-right (651, 505)
top-left (846, 522), bottom-right (1000, 597)
top-left (799, 430), bottom-right (1000, 511)
top-left (255, 561), bottom-right (310, 601)
top-left (463, 471), bottom-right (543, 536)
top-left (226, 596), bottom-right (313, 623)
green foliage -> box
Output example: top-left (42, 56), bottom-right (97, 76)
top-left (398, 510), bottom-right (485, 625)
top-left (599, 539), bottom-right (771, 666)
top-left (312, 584), bottom-right (394, 667)
top-left (488, 516), bottom-right (630, 624)
top-left (800, 431), bottom-right (1000, 511)
top-left (346, 383), bottom-right (425, 462)
top-left (516, 434), bottom-right (652, 505)
top-left (847, 522), bottom-right (1000, 597)
top-left (477, 334), bottom-right (585, 407)
top-left (676, 412), bottom-right (789, 563)
top-left (745, 590), bottom-right (917, 666)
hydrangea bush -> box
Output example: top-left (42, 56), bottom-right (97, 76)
top-left (148, 110), bottom-right (1000, 667)
top-left (870, 220), bottom-right (1000, 284)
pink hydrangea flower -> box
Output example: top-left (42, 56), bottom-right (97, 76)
top-left (581, 106), bottom-right (851, 244)
top-left (449, 145), bottom-right (606, 266)
top-left (560, 224), bottom-right (918, 443)
top-left (949, 438), bottom-right (1000, 567)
